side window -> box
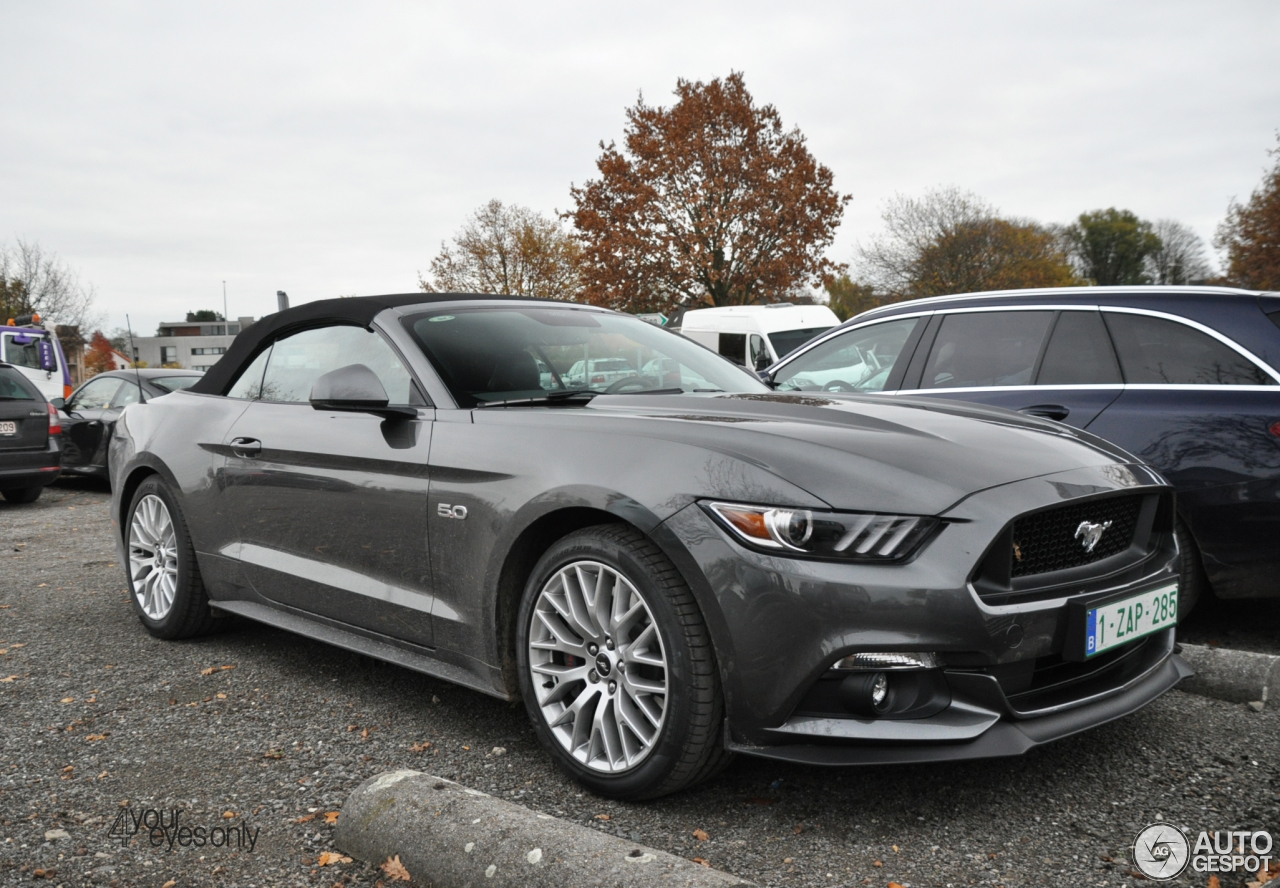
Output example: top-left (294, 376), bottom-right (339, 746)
top-left (1036, 311), bottom-right (1122, 386)
top-left (920, 311), bottom-right (1054, 389)
top-left (748, 334), bottom-right (769, 368)
top-left (110, 381), bottom-right (142, 409)
top-left (774, 317), bottom-right (921, 393)
top-left (225, 346), bottom-right (273, 400)
top-left (259, 325), bottom-right (416, 404)
top-left (719, 332), bottom-right (746, 366)
top-left (69, 377), bottom-right (122, 410)
top-left (1103, 312), bottom-right (1275, 386)
top-left (3, 334), bottom-right (52, 370)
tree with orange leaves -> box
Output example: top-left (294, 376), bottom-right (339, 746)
top-left (84, 330), bottom-right (118, 377)
top-left (1216, 135), bottom-right (1280, 290)
top-left (568, 73), bottom-right (849, 315)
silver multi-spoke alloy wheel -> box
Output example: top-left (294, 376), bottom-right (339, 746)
top-left (528, 560), bottom-right (669, 773)
top-left (129, 494), bottom-right (179, 620)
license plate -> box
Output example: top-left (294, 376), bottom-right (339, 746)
top-left (1085, 583), bottom-right (1178, 657)
top-left (0, 421), bottom-right (15, 436)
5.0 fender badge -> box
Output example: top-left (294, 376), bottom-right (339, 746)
top-left (437, 503), bottom-right (468, 520)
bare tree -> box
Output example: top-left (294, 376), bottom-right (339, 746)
top-left (1146, 219), bottom-right (1212, 284)
top-left (857, 188), bottom-right (1077, 298)
top-left (0, 239), bottom-right (97, 327)
top-left (419, 200), bottom-right (581, 300)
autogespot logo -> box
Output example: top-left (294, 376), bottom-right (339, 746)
top-left (1132, 822), bottom-right (1275, 881)
top-left (1133, 823), bottom-right (1191, 880)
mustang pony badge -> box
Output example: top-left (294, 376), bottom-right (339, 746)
top-left (1074, 519), bottom-right (1113, 553)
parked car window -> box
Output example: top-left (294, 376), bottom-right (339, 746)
top-left (768, 326), bottom-right (834, 359)
top-left (1103, 312), bottom-right (1275, 386)
top-left (920, 311), bottom-right (1053, 389)
top-left (773, 317), bottom-right (921, 393)
top-left (151, 376), bottom-right (200, 394)
top-left (259, 325), bottom-right (415, 404)
top-left (226, 346), bottom-right (272, 400)
top-left (406, 307), bottom-right (766, 407)
top-left (69, 376), bottom-right (122, 410)
top-left (0, 367), bottom-right (36, 399)
top-left (2, 334), bottom-right (55, 371)
top-left (1036, 311), bottom-right (1122, 386)
top-left (719, 332), bottom-right (746, 366)
top-left (749, 334), bottom-right (769, 368)
top-left (110, 381), bottom-right (142, 409)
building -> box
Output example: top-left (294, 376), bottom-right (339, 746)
top-left (55, 325), bottom-right (86, 386)
top-left (132, 316), bottom-right (255, 372)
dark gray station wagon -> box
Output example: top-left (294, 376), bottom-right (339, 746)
top-left (110, 294), bottom-right (1190, 798)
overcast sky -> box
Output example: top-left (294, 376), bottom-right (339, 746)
top-left (2, 1), bottom-right (1277, 336)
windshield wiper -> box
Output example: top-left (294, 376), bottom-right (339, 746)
top-left (476, 390), bottom-right (599, 408)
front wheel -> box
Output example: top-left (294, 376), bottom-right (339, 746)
top-left (126, 476), bottom-right (217, 639)
top-left (516, 525), bottom-right (731, 799)
top-left (1173, 520), bottom-right (1207, 620)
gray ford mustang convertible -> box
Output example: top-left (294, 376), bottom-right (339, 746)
top-left (109, 294), bottom-right (1191, 798)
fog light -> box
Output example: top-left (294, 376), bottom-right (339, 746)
top-left (841, 671), bottom-right (893, 717)
top-left (833, 651), bottom-right (940, 671)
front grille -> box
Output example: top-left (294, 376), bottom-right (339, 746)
top-left (1010, 495), bottom-right (1142, 578)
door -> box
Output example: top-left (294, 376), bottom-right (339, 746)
top-left (219, 324), bottom-right (438, 646)
top-left (1084, 310), bottom-right (1280, 597)
top-left (905, 309), bottom-right (1123, 428)
top-left (60, 376), bottom-right (122, 469)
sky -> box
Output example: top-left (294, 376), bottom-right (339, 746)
top-left (1, 1), bottom-right (1277, 336)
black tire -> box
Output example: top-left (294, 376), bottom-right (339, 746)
top-left (1174, 519), bottom-right (1207, 620)
top-left (1, 485), bottom-right (44, 503)
top-left (125, 476), bottom-right (218, 639)
top-left (515, 524), bottom-right (732, 799)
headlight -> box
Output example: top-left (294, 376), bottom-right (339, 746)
top-left (704, 501), bottom-right (939, 562)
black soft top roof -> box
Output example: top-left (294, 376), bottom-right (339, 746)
top-left (189, 292), bottom-right (556, 395)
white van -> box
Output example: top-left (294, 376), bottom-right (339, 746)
top-left (1, 317), bottom-right (71, 402)
top-left (675, 304), bottom-right (839, 371)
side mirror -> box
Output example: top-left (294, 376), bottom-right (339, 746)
top-left (50, 397), bottom-right (66, 409)
top-left (309, 364), bottom-right (416, 420)
top-left (754, 351), bottom-right (772, 371)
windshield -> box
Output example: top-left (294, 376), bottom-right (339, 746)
top-left (405, 306), bottom-right (769, 407)
top-left (150, 375), bottom-right (201, 394)
top-left (768, 326), bottom-right (834, 360)
top-left (0, 367), bottom-right (37, 399)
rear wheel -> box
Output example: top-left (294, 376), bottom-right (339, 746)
top-left (126, 476), bottom-right (217, 639)
top-left (516, 524), bottom-right (731, 799)
top-left (1, 485), bottom-right (44, 504)
top-left (1174, 519), bottom-right (1207, 620)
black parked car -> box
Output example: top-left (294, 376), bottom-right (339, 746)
top-left (109, 294), bottom-right (1189, 798)
top-left (764, 286), bottom-right (1280, 610)
top-left (54, 369), bottom-right (203, 479)
top-left (0, 362), bottom-right (62, 502)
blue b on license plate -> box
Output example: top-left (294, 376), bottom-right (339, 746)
top-left (1085, 583), bottom-right (1178, 657)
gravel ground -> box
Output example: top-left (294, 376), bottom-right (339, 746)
top-left (2, 479), bottom-right (1278, 888)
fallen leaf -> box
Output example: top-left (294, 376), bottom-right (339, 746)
top-left (162, 881), bottom-right (177, 888)
top-left (892, 844), bottom-right (900, 853)
top-left (595, 814), bottom-right (612, 821)
top-left (96, 770), bottom-right (109, 779)
top-left (317, 851), bottom-right (350, 866)
top-left (0, 676), bottom-right (17, 683)
top-left (692, 828), bottom-right (709, 841)
top-left (32, 868), bottom-right (54, 878)
top-left (199, 667), bottom-right (218, 676)
top-left (361, 728), bottom-right (370, 740)
top-left (873, 860), bottom-right (883, 867)
top-left (889, 883), bottom-right (906, 888)
top-left (263, 749), bottom-right (284, 760)
top-left (692, 857), bottom-right (710, 866)
top-left (60, 697), bottom-right (74, 703)
top-left (462, 745), bottom-right (471, 750)
top-left (347, 724), bottom-right (359, 732)
top-left (324, 811), bottom-right (340, 824)
top-left (1208, 877), bottom-right (1221, 888)
top-left (220, 664), bottom-right (236, 671)
top-left (793, 824), bottom-right (804, 835)
top-left (294, 813), bottom-right (317, 823)
top-left (61, 765), bottom-right (74, 772)
top-left (37, 583), bottom-right (48, 587)
top-left (222, 811), bottom-right (236, 819)
top-left (9, 643), bottom-right (24, 649)
top-left (381, 855), bottom-right (411, 882)
top-left (86, 733), bottom-right (108, 741)
top-left (410, 741), bottom-right (433, 753)
top-left (216, 693), bottom-right (227, 699)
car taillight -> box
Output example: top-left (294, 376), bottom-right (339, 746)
top-left (47, 402), bottom-right (61, 435)
top-left (591, 375), bottom-right (605, 384)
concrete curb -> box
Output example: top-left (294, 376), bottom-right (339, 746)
top-left (334, 770), bottom-right (755, 888)
top-left (1177, 643), bottom-right (1280, 707)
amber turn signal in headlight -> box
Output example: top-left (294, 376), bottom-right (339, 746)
top-left (703, 501), bottom-right (939, 562)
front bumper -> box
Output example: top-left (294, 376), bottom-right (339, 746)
top-left (658, 463), bottom-right (1187, 764)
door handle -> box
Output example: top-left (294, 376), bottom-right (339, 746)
top-left (1018, 404), bottom-right (1070, 421)
top-left (229, 437), bottom-right (262, 458)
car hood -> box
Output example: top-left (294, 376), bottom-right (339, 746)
top-left (587, 392), bottom-right (1140, 515)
